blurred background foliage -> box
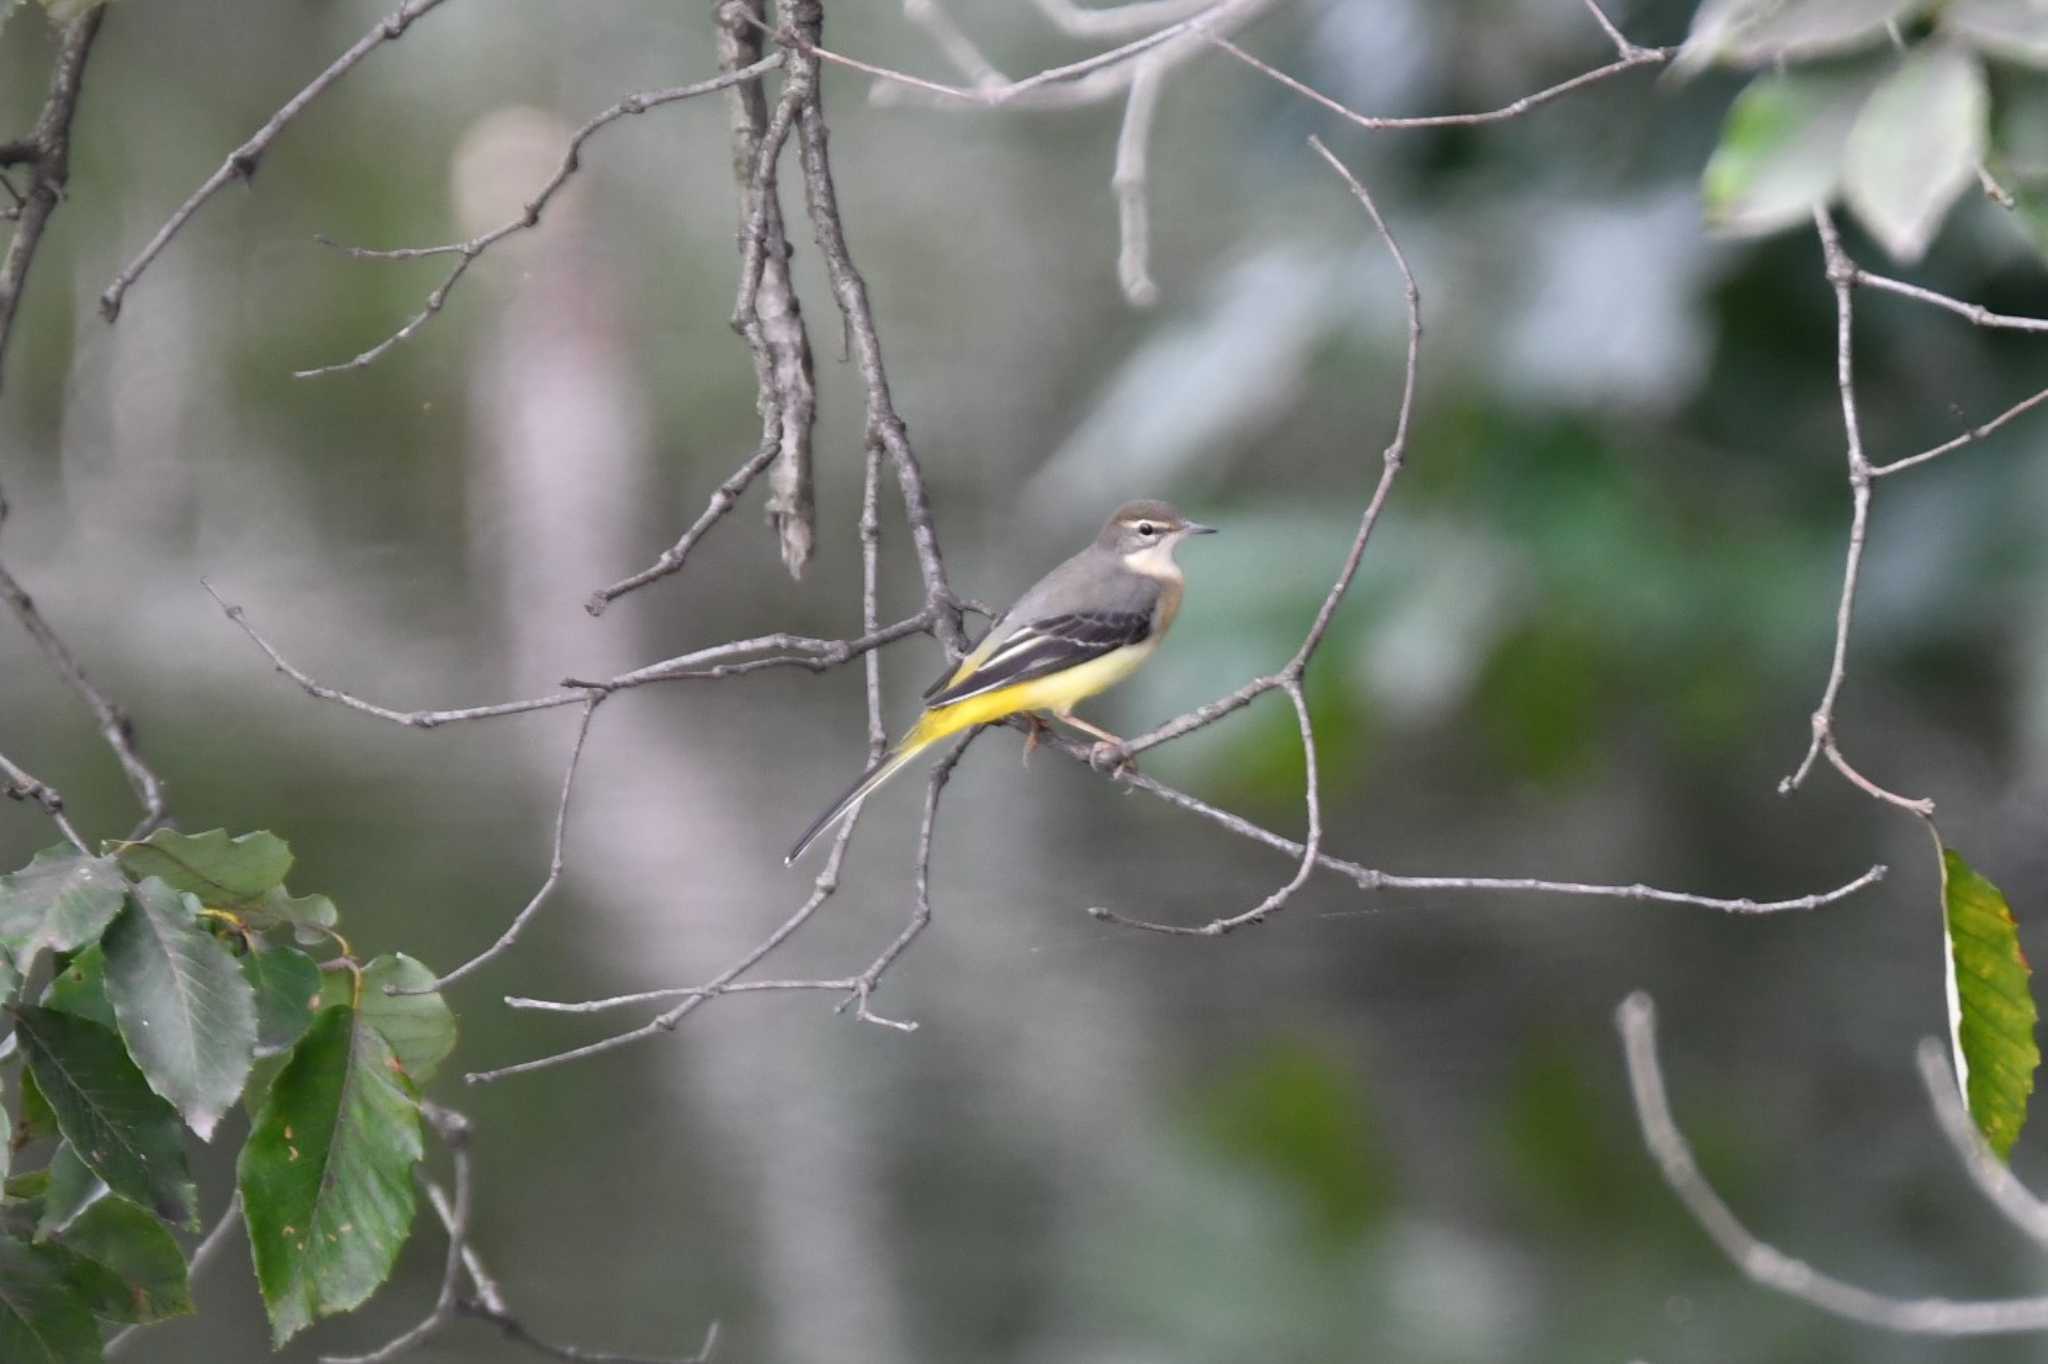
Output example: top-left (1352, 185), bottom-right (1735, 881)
top-left (6, 0), bottom-right (2048, 1359)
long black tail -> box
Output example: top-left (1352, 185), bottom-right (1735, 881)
top-left (784, 744), bottom-right (921, 865)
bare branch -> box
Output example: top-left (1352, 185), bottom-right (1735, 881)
top-left (293, 54), bottom-right (787, 379)
top-left (1110, 136), bottom-right (1416, 770)
top-left (469, 811), bottom-right (866, 1085)
top-left (1778, 211), bottom-right (1934, 816)
top-left (501, 734), bottom-right (972, 1041)
top-left (720, 6), bottom-right (818, 581)
top-left (799, 1), bottom-right (1243, 108)
top-left (1112, 57), bottom-right (1165, 307)
top-left (205, 577), bottom-right (936, 729)
top-left (1853, 270), bottom-right (2048, 333)
top-left (1872, 382), bottom-right (2048, 478)
top-left (587, 437), bottom-right (779, 615)
top-left (460, 1307), bottom-right (718, 1364)
top-left (1063, 725), bottom-right (1886, 912)
top-left (395, 698), bottom-right (602, 995)
top-left (1619, 992), bottom-right (2048, 1335)
top-left (99, 0), bottom-right (454, 322)
top-left (1093, 680), bottom-right (1319, 935)
top-left (320, 1105), bottom-right (712, 1364)
top-left (1, 560), bottom-right (168, 837)
top-left (0, 750), bottom-right (90, 854)
top-left (1916, 1038), bottom-right (2048, 1250)
top-left (1209, 28), bottom-right (1670, 133)
top-left (785, 1), bottom-right (968, 652)
top-left (0, 9), bottom-right (104, 385)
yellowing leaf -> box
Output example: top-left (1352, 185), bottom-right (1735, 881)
top-left (1942, 848), bottom-right (2039, 1158)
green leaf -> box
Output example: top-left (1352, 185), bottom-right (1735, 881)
top-left (112, 830), bottom-right (290, 909)
top-left (0, 1098), bottom-right (9, 1187)
top-left (0, 849), bottom-right (125, 970)
top-left (32, 1146), bottom-right (104, 1243)
top-left (1944, 0), bottom-right (2048, 66)
top-left (239, 1006), bottom-right (422, 1346)
top-left (0, 1234), bottom-right (100, 1364)
top-left (39, 947), bottom-right (114, 1032)
top-left (46, 1196), bottom-right (191, 1324)
top-left (1844, 42), bottom-right (1989, 262)
top-left (14, 1068), bottom-right (55, 1150)
top-left (11, 1008), bottom-right (195, 1229)
top-left (0, 958), bottom-right (19, 1009)
top-left (1677, 0), bottom-right (1922, 75)
top-left (1703, 65), bottom-right (1884, 236)
top-left (1942, 848), bottom-right (2039, 1159)
top-left (320, 955), bottom-right (456, 1085)
top-left (101, 880), bottom-right (257, 1142)
top-left (243, 945), bottom-right (322, 1057)
top-left (257, 887), bottom-right (338, 946)
top-left (242, 1052), bottom-right (287, 1120)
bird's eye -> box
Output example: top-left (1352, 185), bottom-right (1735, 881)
top-left (1137, 521), bottom-right (1156, 536)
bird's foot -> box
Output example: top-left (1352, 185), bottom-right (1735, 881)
top-left (1088, 740), bottom-right (1136, 777)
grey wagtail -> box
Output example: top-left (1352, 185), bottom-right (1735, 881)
top-left (785, 499), bottom-right (1218, 864)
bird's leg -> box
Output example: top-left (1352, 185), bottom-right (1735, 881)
top-left (1021, 713), bottom-right (1054, 766)
top-left (1054, 712), bottom-right (1136, 775)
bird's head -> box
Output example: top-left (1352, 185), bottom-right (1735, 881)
top-left (1097, 500), bottom-right (1219, 570)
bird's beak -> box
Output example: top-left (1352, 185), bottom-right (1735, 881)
top-left (1183, 522), bottom-right (1219, 536)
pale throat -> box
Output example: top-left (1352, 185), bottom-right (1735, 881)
top-left (1121, 540), bottom-right (1186, 631)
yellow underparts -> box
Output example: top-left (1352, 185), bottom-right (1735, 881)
top-left (904, 641), bottom-right (1158, 753)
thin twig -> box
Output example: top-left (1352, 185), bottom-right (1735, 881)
top-left (868, 0), bottom-right (1272, 112)
top-left (105, 1193), bottom-right (244, 1358)
top-left (1, 558), bottom-right (168, 837)
top-left (460, 1307), bottom-right (719, 1364)
top-left (1619, 993), bottom-right (2048, 1334)
top-left (293, 54), bottom-right (786, 379)
top-left (1102, 136), bottom-right (1416, 767)
top-left (799, 1), bottom-right (1240, 108)
top-left (0, 750), bottom-right (90, 854)
top-left (500, 735), bottom-right (971, 1046)
top-left (469, 813), bottom-right (866, 1085)
top-left (1872, 383), bottom-right (2048, 478)
top-left (1070, 729), bottom-right (1888, 911)
top-left (1853, 270), bottom-right (2048, 334)
top-left (98, 0), bottom-right (454, 321)
top-left (1778, 211), bottom-right (1934, 815)
top-left (1092, 680), bottom-right (1319, 935)
top-left (1210, 30), bottom-right (1670, 132)
top-left (587, 438), bottom-right (779, 615)
top-left (395, 698), bottom-right (602, 995)
top-left (205, 576), bottom-right (934, 728)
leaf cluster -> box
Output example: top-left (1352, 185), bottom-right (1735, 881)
top-left (1689, 0), bottom-right (2048, 260)
top-left (0, 830), bottom-right (456, 1358)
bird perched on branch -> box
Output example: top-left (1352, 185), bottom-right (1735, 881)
top-left (786, 499), bottom-right (1218, 864)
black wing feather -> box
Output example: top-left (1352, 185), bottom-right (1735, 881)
top-left (923, 610), bottom-right (1151, 710)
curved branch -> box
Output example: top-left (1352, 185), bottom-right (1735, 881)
top-left (292, 54), bottom-right (787, 379)
top-left (1620, 993), bottom-right (2048, 1335)
top-left (99, 0), bottom-right (455, 322)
